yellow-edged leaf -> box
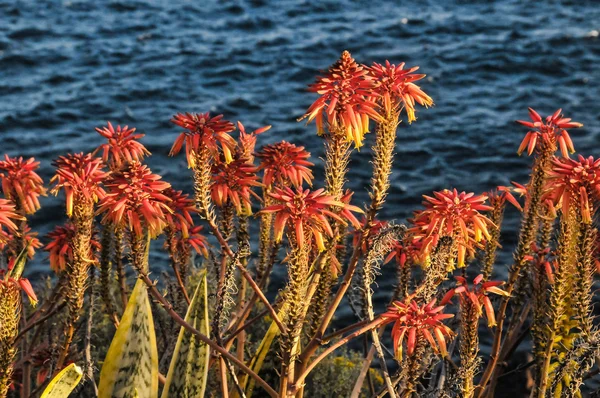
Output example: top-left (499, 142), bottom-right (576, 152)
top-left (161, 271), bottom-right (210, 398)
top-left (41, 363), bottom-right (83, 398)
top-left (98, 278), bottom-right (159, 398)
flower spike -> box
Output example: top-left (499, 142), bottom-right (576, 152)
top-left (0, 155), bottom-right (46, 215)
top-left (517, 108), bottom-right (582, 157)
top-left (94, 122), bottom-right (151, 169)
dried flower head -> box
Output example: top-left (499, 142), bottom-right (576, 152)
top-left (256, 141), bottom-right (314, 189)
top-left (170, 112), bottom-right (237, 167)
top-left (211, 157), bottom-right (261, 215)
top-left (163, 188), bottom-right (198, 238)
top-left (261, 186), bottom-right (363, 251)
top-left (98, 162), bottom-right (172, 238)
top-left (301, 50), bottom-right (381, 148)
top-left (410, 189), bottom-right (493, 268)
top-left (517, 108), bottom-right (583, 157)
top-left (94, 122), bottom-right (151, 169)
top-left (44, 224), bottom-right (101, 273)
top-left (381, 296), bottom-right (454, 359)
top-left (442, 274), bottom-right (509, 327)
top-left (237, 121), bottom-right (271, 162)
top-left (368, 60), bottom-right (433, 121)
top-left (0, 199), bottom-right (24, 244)
top-left (0, 155), bottom-right (46, 215)
top-left (50, 153), bottom-right (108, 217)
top-left (545, 155), bottom-right (600, 223)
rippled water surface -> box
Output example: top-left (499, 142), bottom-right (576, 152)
top-left (1, 0), bottom-right (599, 351)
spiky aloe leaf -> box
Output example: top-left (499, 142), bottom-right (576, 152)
top-left (161, 271), bottom-right (210, 398)
top-left (41, 363), bottom-right (83, 398)
top-left (98, 278), bottom-right (159, 398)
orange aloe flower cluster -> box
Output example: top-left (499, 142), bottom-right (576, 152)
top-left (1, 258), bottom-right (37, 306)
top-left (0, 155), bottom-right (46, 215)
top-left (94, 122), bottom-right (151, 169)
top-left (0, 200), bottom-right (23, 244)
top-left (410, 189), bottom-right (493, 268)
top-left (210, 157), bottom-right (261, 215)
top-left (545, 155), bottom-right (600, 223)
top-left (262, 186), bottom-right (362, 250)
top-left (382, 296), bottom-right (453, 359)
top-left (256, 141), bottom-right (314, 189)
top-left (44, 224), bottom-right (101, 273)
top-left (163, 188), bottom-right (198, 238)
top-left (517, 108), bottom-right (583, 157)
top-left (302, 51), bottom-right (381, 147)
top-left (98, 162), bottom-right (171, 238)
top-left (0, 226), bottom-right (41, 259)
top-left (237, 121), bottom-right (271, 162)
top-left (368, 60), bottom-right (433, 120)
top-left (170, 112), bottom-right (237, 167)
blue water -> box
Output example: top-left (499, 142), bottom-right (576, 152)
top-left (1, 0), bottom-right (599, 361)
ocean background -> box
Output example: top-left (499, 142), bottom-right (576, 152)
top-left (1, 0), bottom-right (599, 388)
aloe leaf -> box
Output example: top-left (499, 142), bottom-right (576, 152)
top-left (98, 278), bottom-right (159, 398)
top-left (161, 271), bottom-right (210, 398)
top-left (41, 363), bottom-right (83, 398)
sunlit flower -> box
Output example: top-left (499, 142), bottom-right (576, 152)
top-left (173, 225), bottom-right (209, 258)
top-left (0, 226), bottom-right (42, 259)
top-left (487, 186), bottom-right (523, 211)
top-left (260, 186), bottom-right (363, 251)
top-left (410, 189), bottom-right (493, 268)
top-left (44, 224), bottom-right (101, 273)
top-left (517, 108), bottom-right (583, 157)
top-left (1, 275), bottom-right (37, 307)
top-left (170, 112), bottom-right (237, 167)
top-left (545, 155), bottom-right (600, 223)
top-left (211, 157), bottom-right (261, 215)
top-left (50, 153), bottom-right (108, 217)
top-left (352, 218), bottom-right (388, 252)
top-left (384, 239), bottom-right (422, 269)
top-left (381, 296), bottom-right (453, 359)
top-left (368, 60), bottom-right (433, 122)
top-left (256, 141), bottom-right (314, 189)
top-left (441, 274), bottom-right (509, 327)
top-left (93, 122), bottom-right (151, 169)
top-left (0, 199), bottom-right (24, 244)
top-left (237, 121), bottom-right (271, 162)
top-left (301, 51), bottom-right (381, 148)
top-left (524, 244), bottom-right (555, 284)
top-left (163, 188), bottom-right (198, 238)
top-left (97, 162), bottom-right (172, 238)
top-left (0, 155), bottom-right (46, 215)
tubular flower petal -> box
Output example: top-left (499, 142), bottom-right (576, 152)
top-left (169, 112), bottom-right (237, 167)
top-left (93, 122), bottom-right (151, 169)
top-left (545, 155), bottom-right (600, 224)
top-left (256, 141), bottom-right (314, 189)
top-left (0, 155), bottom-right (46, 215)
top-left (50, 153), bottom-right (108, 217)
top-left (172, 225), bottom-right (209, 258)
top-left (1, 276), bottom-right (37, 306)
top-left (301, 50), bottom-right (381, 148)
top-left (97, 162), bottom-right (172, 238)
top-left (237, 121), bottom-right (271, 163)
top-left (381, 296), bottom-right (454, 360)
top-left (516, 108), bottom-right (582, 157)
top-left (163, 188), bottom-right (198, 238)
top-left (368, 60), bottom-right (433, 122)
top-left (210, 157), bottom-right (262, 215)
top-left (260, 186), bottom-right (363, 251)
top-left (488, 186), bottom-right (523, 212)
top-left (44, 224), bottom-right (101, 273)
top-left (409, 189), bottom-right (493, 268)
top-left (0, 199), bottom-right (24, 244)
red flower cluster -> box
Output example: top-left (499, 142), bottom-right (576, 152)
top-left (256, 141), bottom-right (314, 189)
top-left (1, 274), bottom-right (37, 307)
top-left (94, 122), bottom-right (150, 169)
top-left (369, 60), bottom-right (433, 121)
top-left (173, 225), bottom-right (209, 258)
top-left (442, 274), bottom-right (509, 327)
top-left (487, 186), bottom-right (523, 212)
top-left (237, 121), bottom-right (271, 162)
top-left (170, 112), bottom-right (237, 167)
top-left (261, 186), bottom-right (363, 251)
top-left (381, 296), bottom-right (453, 359)
top-left (163, 188), bottom-right (198, 238)
top-left (211, 158), bottom-right (261, 215)
top-left (302, 51), bottom-right (381, 148)
top-left (0, 156), bottom-right (46, 215)
top-left (98, 162), bottom-right (171, 238)
top-left (0, 199), bottom-right (24, 244)
top-left (517, 108), bottom-right (582, 157)
top-left (545, 155), bottom-right (600, 223)
top-left (410, 189), bottom-right (493, 268)
top-left (0, 226), bottom-right (41, 259)
top-left (44, 224), bottom-right (101, 273)
top-left (50, 153), bottom-right (108, 217)
top-left (384, 239), bottom-right (422, 269)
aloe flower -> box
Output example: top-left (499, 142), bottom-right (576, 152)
top-left (256, 141), bottom-right (314, 189)
top-left (94, 122), bottom-right (151, 169)
top-left (237, 121), bottom-right (271, 162)
top-left (170, 112), bottom-right (237, 167)
top-left (301, 50), bottom-right (381, 148)
top-left (0, 226), bottom-right (41, 260)
top-left (210, 157), bottom-right (261, 215)
top-left (0, 200), bottom-right (24, 244)
top-left (261, 186), bottom-right (363, 251)
top-left (381, 296), bottom-right (454, 359)
top-left (162, 188), bottom-right (198, 238)
top-left (0, 155), bottom-right (46, 215)
top-left (172, 225), bottom-right (209, 259)
top-left (98, 162), bottom-right (171, 238)
top-left (368, 60), bottom-right (433, 121)
top-left (517, 108), bottom-right (583, 157)
top-left (44, 224), bottom-right (101, 274)
top-left (545, 155), bottom-right (600, 223)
